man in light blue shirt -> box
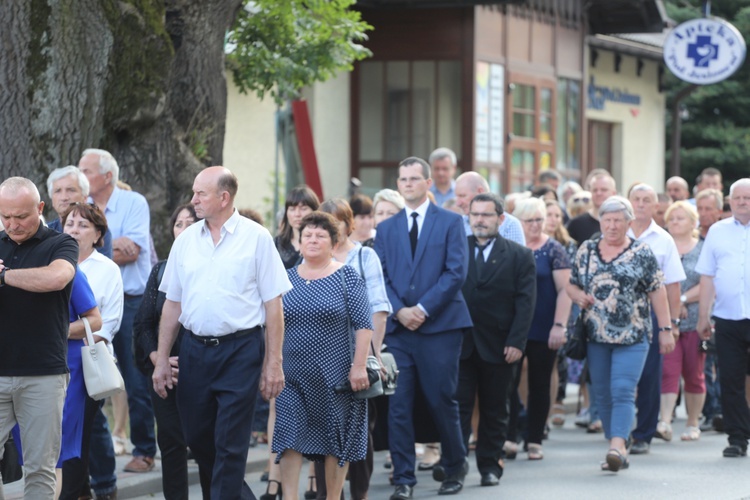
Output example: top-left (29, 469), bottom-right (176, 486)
top-left (454, 172), bottom-right (525, 245)
top-left (80, 148), bottom-right (157, 479)
top-left (696, 178), bottom-right (750, 459)
top-left (428, 147), bottom-right (458, 208)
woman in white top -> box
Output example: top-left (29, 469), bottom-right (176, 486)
top-left (62, 202), bottom-right (124, 498)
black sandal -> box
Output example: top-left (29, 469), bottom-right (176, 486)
top-left (723, 444), bottom-right (747, 457)
top-left (260, 480), bottom-right (282, 500)
top-left (304, 476), bottom-right (317, 499)
top-left (602, 449), bottom-right (629, 472)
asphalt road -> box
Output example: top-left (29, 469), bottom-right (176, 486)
top-left (132, 411), bottom-right (750, 500)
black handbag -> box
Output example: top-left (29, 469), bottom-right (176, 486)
top-left (565, 246), bottom-right (593, 361)
top-left (1, 432), bottom-right (23, 484)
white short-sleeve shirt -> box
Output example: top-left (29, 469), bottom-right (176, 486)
top-left (627, 220), bottom-right (686, 285)
top-left (695, 217), bottom-right (750, 320)
top-left (159, 210), bottom-right (292, 336)
top-left (79, 249), bottom-right (124, 343)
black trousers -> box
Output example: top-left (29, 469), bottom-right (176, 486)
top-left (59, 395), bottom-right (101, 500)
top-left (714, 317), bottom-right (750, 448)
top-left (148, 371), bottom-right (189, 500)
top-left (456, 350), bottom-right (514, 476)
top-left (177, 331), bottom-right (264, 500)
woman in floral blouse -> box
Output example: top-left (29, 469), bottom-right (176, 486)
top-left (567, 196), bottom-right (674, 473)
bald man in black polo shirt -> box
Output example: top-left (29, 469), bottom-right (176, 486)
top-left (0, 177), bottom-right (78, 499)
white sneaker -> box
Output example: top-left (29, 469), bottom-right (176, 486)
top-left (574, 408), bottom-right (590, 428)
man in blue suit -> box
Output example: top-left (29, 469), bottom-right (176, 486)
top-left (375, 157), bottom-right (473, 499)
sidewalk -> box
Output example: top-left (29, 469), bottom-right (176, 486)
top-left (3, 444), bottom-right (270, 499)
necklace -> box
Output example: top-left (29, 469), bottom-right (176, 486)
top-left (302, 260), bottom-right (332, 285)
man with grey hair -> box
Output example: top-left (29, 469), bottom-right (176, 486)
top-left (46, 166), bottom-right (113, 258)
top-left (79, 148), bottom-right (157, 473)
top-left (0, 177), bottom-right (78, 498)
top-left (429, 147), bottom-right (458, 207)
top-left (666, 176), bottom-right (690, 202)
top-left (537, 169), bottom-right (562, 191)
top-left (626, 183), bottom-right (685, 455)
top-left (567, 172), bottom-right (617, 245)
top-left (697, 178), bottom-right (750, 458)
top-left (454, 172), bottom-right (525, 245)
top-left (696, 188), bottom-right (724, 240)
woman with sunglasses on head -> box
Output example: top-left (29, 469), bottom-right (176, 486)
top-left (507, 198), bottom-right (572, 460)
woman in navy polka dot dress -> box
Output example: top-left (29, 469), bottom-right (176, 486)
top-left (273, 212), bottom-right (374, 499)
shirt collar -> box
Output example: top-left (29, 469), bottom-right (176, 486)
top-left (199, 209), bottom-right (240, 237)
top-left (732, 216), bottom-right (750, 228)
top-left (103, 187), bottom-right (122, 213)
top-left (405, 198), bottom-right (430, 220)
top-left (627, 219), bottom-right (659, 239)
top-left (431, 180), bottom-right (456, 196)
top-left (1, 219), bottom-right (46, 244)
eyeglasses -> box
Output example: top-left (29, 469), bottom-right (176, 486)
top-left (572, 197), bottom-right (591, 203)
top-left (522, 218), bottom-right (544, 225)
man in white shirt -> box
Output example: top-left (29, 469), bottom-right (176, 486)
top-left (626, 184), bottom-right (686, 455)
top-left (454, 172), bottom-right (525, 245)
top-left (154, 167), bottom-right (291, 498)
top-left (697, 178), bottom-right (750, 458)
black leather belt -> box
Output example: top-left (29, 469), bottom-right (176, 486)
top-left (188, 326), bottom-right (261, 347)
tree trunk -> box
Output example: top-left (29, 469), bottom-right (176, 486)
top-left (0, 0), bottom-right (242, 256)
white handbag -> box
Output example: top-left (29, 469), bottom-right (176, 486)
top-left (80, 317), bottom-right (125, 400)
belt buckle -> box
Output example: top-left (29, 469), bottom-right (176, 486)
top-left (206, 338), bottom-right (220, 347)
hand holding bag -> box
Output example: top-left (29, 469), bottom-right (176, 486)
top-left (565, 245), bottom-right (593, 361)
top-left (80, 317), bottom-right (126, 400)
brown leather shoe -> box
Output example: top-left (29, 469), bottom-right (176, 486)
top-left (123, 455), bottom-right (155, 473)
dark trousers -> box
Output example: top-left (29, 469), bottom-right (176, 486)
top-left (59, 396), bottom-right (101, 500)
top-left (149, 373), bottom-right (189, 500)
top-left (113, 295), bottom-right (157, 457)
top-left (633, 315), bottom-right (662, 444)
top-left (456, 350), bottom-right (514, 476)
top-left (522, 340), bottom-right (557, 445)
top-left (714, 318), bottom-right (750, 448)
top-left (88, 407), bottom-right (117, 495)
top-left (387, 329), bottom-right (466, 487)
top-left (314, 402), bottom-right (376, 500)
top-left (177, 330), bottom-right (263, 500)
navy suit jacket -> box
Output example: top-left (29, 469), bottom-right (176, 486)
top-left (374, 202), bottom-right (473, 335)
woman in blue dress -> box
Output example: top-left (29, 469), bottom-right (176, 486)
top-left (273, 212), bottom-right (373, 500)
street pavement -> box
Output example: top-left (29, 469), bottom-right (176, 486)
top-left (5, 388), bottom-right (750, 499)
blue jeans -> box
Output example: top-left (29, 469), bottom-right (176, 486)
top-left (587, 337), bottom-right (649, 440)
top-left (114, 295), bottom-right (156, 457)
top-left (703, 351), bottom-right (722, 419)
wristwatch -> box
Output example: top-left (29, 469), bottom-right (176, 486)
top-left (680, 294), bottom-right (687, 304)
top-left (671, 318), bottom-right (681, 327)
top-left (0, 268), bottom-right (6, 287)
top-left (659, 326), bottom-right (673, 332)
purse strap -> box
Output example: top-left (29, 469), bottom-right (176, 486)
top-left (81, 316), bottom-right (97, 353)
top-left (339, 268), bottom-right (375, 361)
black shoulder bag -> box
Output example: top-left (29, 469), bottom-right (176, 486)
top-left (564, 245), bottom-right (593, 361)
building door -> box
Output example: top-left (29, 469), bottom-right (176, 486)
top-left (588, 120), bottom-right (613, 174)
top-left (505, 75), bottom-right (556, 193)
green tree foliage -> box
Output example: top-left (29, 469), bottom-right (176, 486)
top-left (664, 1), bottom-right (750, 191)
top-left (226, 0), bottom-right (372, 106)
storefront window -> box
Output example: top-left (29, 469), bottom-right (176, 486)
top-left (355, 60), bottom-right (462, 192)
top-left (510, 149), bottom-right (535, 193)
top-left (555, 79), bottom-right (581, 177)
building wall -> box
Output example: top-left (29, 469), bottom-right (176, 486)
top-left (585, 50), bottom-right (666, 193)
top-left (223, 72), bottom-right (351, 226)
top-left (223, 74), bottom-right (280, 220)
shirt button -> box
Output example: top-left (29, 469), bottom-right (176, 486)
top-left (410, 285), bottom-right (415, 290)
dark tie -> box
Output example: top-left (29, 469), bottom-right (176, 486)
top-left (409, 212), bottom-right (419, 257)
top-left (475, 241), bottom-right (489, 277)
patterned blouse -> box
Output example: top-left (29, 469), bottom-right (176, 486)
top-left (570, 237), bottom-right (664, 345)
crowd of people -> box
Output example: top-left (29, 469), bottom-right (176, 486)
top-left (0, 147), bottom-right (749, 500)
